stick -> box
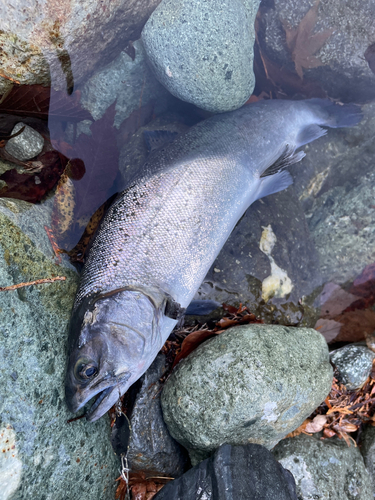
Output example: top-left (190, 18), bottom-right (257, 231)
top-left (0, 276), bottom-right (66, 291)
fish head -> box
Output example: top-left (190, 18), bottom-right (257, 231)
top-left (65, 287), bottom-right (164, 421)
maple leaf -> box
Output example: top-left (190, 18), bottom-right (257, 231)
top-left (282, 0), bottom-right (334, 79)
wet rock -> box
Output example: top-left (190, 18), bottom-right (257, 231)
top-left (4, 123), bottom-right (44, 161)
top-left (330, 345), bottom-right (375, 390)
top-left (0, 0), bottom-right (161, 88)
top-left (360, 426), bottom-right (375, 496)
top-left (127, 354), bottom-right (188, 476)
top-left (273, 434), bottom-right (373, 500)
top-left (154, 443), bottom-right (298, 500)
top-left (0, 198), bottom-right (119, 499)
top-left (193, 187), bottom-right (322, 327)
top-left (257, 0), bottom-right (375, 103)
top-left (80, 40), bottom-right (171, 128)
top-left (161, 324), bottom-right (332, 465)
top-left (304, 172), bottom-right (375, 286)
top-left (142, 0), bottom-right (260, 112)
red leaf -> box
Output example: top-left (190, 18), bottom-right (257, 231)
top-left (0, 151), bottom-right (67, 202)
top-left (172, 330), bottom-right (218, 368)
top-left (0, 85), bottom-right (92, 121)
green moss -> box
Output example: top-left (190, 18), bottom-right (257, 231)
top-left (0, 212), bottom-right (78, 316)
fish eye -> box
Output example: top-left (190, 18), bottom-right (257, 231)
top-left (74, 358), bottom-right (98, 381)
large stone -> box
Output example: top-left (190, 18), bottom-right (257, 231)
top-left (257, 0), bottom-right (375, 103)
top-left (154, 443), bottom-right (298, 500)
top-left (0, 198), bottom-right (119, 499)
top-left (80, 40), bottom-right (171, 128)
top-left (142, 0), bottom-right (260, 113)
top-left (288, 101), bottom-right (375, 287)
top-left (0, 0), bottom-right (161, 88)
top-left (161, 324), bottom-right (332, 464)
top-left (273, 434), bottom-right (373, 500)
top-left (126, 354), bottom-right (188, 476)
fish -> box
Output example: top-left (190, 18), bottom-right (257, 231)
top-left (65, 98), bottom-right (362, 421)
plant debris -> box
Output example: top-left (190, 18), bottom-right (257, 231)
top-left (0, 276), bottom-right (66, 291)
top-left (287, 361), bottom-right (375, 446)
top-left (115, 471), bottom-right (172, 500)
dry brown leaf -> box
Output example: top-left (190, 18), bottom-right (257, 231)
top-left (282, 0), bottom-right (334, 79)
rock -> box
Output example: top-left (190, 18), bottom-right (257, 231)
top-left (161, 324), bottom-right (332, 464)
top-left (154, 443), bottom-right (298, 500)
top-left (360, 426), bottom-right (375, 496)
top-left (304, 173), bottom-right (375, 287)
top-left (0, 0), bottom-right (161, 88)
top-left (193, 188), bottom-right (322, 327)
top-left (142, 0), bottom-right (260, 113)
top-left (126, 354), bottom-right (188, 476)
top-left (0, 198), bottom-right (119, 499)
top-left (4, 123), bottom-right (44, 161)
top-left (288, 101), bottom-right (375, 287)
top-left (273, 434), bottom-right (373, 500)
top-left (80, 40), bottom-right (171, 128)
top-left (330, 345), bottom-right (375, 390)
top-left (257, 0), bottom-right (375, 103)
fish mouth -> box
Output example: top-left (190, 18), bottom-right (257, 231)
top-left (85, 385), bottom-right (118, 422)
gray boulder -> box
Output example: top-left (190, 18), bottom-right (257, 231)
top-left (126, 354), bottom-right (188, 476)
top-left (330, 345), bottom-right (375, 390)
top-left (273, 434), bottom-right (373, 500)
top-left (154, 443), bottom-right (298, 500)
top-left (257, 0), bottom-right (375, 102)
top-left (161, 324), bottom-right (332, 464)
top-left (288, 101), bottom-right (375, 287)
top-left (0, 199), bottom-right (119, 499)
top-left (0, 0), bottom-right (161, 88)
top-left (142, 0), bottom-right (260, 112)
top-left (80, 40), bottom-right (171, 128)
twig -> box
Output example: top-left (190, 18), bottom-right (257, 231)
top-left (0, 276), bottom-right (66, 291)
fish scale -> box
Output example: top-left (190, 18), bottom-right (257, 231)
top-left (65, 98), bottom-right (362, 421)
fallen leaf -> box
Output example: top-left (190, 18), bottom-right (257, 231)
top-left (172, 329), bottom-right (218, 368)
top-left (305, 414), bottom-right (327, 433)
top-left (285, 419), bottom-right (312, 438)
top-left (0, 150), bottom-right (67, 202)
top-left (0, 85), bottom-right (92, 121)
top-left (282, 0), bottom-right (334, 79)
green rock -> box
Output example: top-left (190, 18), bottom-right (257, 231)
top-left (0, 199), bottom-right (119, 499)
top-left (161, 324), bottom-right (332, 465)
top-left (273, 434), bottom-right (373, 500)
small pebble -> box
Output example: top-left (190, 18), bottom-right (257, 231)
top-left (5, 123), bottom-right (44, 161)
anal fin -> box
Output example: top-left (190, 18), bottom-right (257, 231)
top-left (255, 170), bottom-right (293, 201)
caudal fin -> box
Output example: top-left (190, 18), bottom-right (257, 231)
top-left (307, 98), bottom-right (363, 128)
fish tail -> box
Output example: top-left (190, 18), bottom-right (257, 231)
top-left (307, 98), bottom-right (363, 128)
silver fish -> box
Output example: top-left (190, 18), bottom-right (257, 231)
top-left (65, 98), bottom-right (361, 421)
